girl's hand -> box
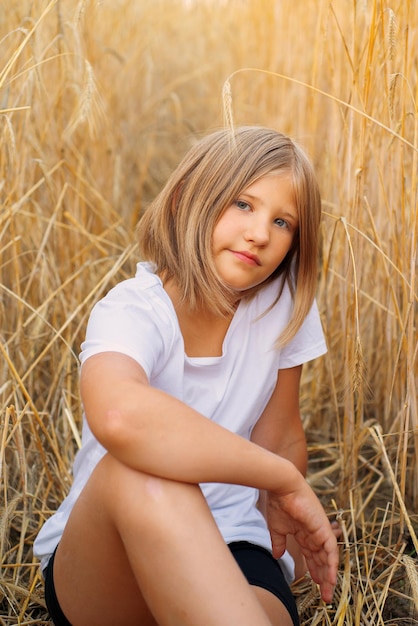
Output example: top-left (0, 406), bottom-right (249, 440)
top-left (266, 480), bottom-right (339, 603)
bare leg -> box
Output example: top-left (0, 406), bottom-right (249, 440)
top-left (53, 454), bottom-right (293, 626)
top-left (253, 587), bottom-right (294, 626)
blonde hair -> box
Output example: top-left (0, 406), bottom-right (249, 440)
top-left (137, 126), bottom-right (322, 346)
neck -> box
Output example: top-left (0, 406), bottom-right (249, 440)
top-left (162, 278), bottom-right (238, 357)
top-left (163, 277), bottom-right (239, 319)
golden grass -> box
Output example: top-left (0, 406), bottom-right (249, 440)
top-left (0, 0), bottom-right (417, 623)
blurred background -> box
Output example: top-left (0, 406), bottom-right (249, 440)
top-left (0, 1), bottom-right (417, 623)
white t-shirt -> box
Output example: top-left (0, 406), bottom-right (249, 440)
top-left (34, 262), bottom-right (327, 582)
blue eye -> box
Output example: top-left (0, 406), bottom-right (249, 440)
top-left (274, 218), bottom-right (289, 229)
top-left (235, 200), bottom-right (251, 211)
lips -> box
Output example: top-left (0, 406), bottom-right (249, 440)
top-left (231, 250), bottom-right (261, 266)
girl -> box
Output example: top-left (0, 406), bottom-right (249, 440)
top-left (34, 126), bottom-right (339, 626)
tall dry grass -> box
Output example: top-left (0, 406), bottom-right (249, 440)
top-left (0, 0), bottom-right (416, 623)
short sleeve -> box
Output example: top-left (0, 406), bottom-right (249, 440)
top-left (279, 299), bottom-right (327, 369)
top-left (79, 278), bottom-right (177, 379)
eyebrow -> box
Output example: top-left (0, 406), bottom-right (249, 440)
top-left (280, 211), bottom-right (298, 222)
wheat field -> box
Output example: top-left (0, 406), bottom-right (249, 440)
top-left (0, 0), bottom-right (417, 624)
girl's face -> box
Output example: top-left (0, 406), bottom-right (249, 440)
top-left (212, 173), bottom-right (298, 293)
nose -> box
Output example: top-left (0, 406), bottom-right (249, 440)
top-left (244, 215), bottom-right (270, 246)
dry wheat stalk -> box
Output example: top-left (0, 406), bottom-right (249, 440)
top-left (1, 0), bottom-right (417, 624)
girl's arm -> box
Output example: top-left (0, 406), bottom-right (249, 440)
top-left (250, 365), bottom-right (306, 472)
top-left (81, 352), bottom-right (301, 486)
top-left (251, 365), bottom-right (309, 580)
top-left (81, 351), bottom-right (338, 601)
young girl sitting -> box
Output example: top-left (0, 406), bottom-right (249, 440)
top-left (34, 125), bottom-right (339, 626)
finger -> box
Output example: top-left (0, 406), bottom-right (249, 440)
top-left (269, 532), bottom-right (287, 559)
top-left (331, 520), bottom-right (343, 540)
top-left (319, 579), bottom-right (335, 604)
top-left (305, 560), bottom-right (336, 604)
top-left (306, 548), bottom-right (338, 603)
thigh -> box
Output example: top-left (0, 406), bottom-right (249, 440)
top-left (253, 587), bottom-right (295, 626)
top-left (52, 456), bottom-right (158, 626)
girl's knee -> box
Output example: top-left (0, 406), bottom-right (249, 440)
top-left (96, 454), bottom-right (202, 527)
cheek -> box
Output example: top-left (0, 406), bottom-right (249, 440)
top-left (212, 216), bottom-right (233, 246)
top-left (270, 237), bottom-right (294, 267)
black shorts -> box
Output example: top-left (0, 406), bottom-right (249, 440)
top-left (229, 541), bottom-right (299, 626)
top-left (44, 548), bottom-right (71, 626)
top-left (44, 542), bottom-right (299, 626)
